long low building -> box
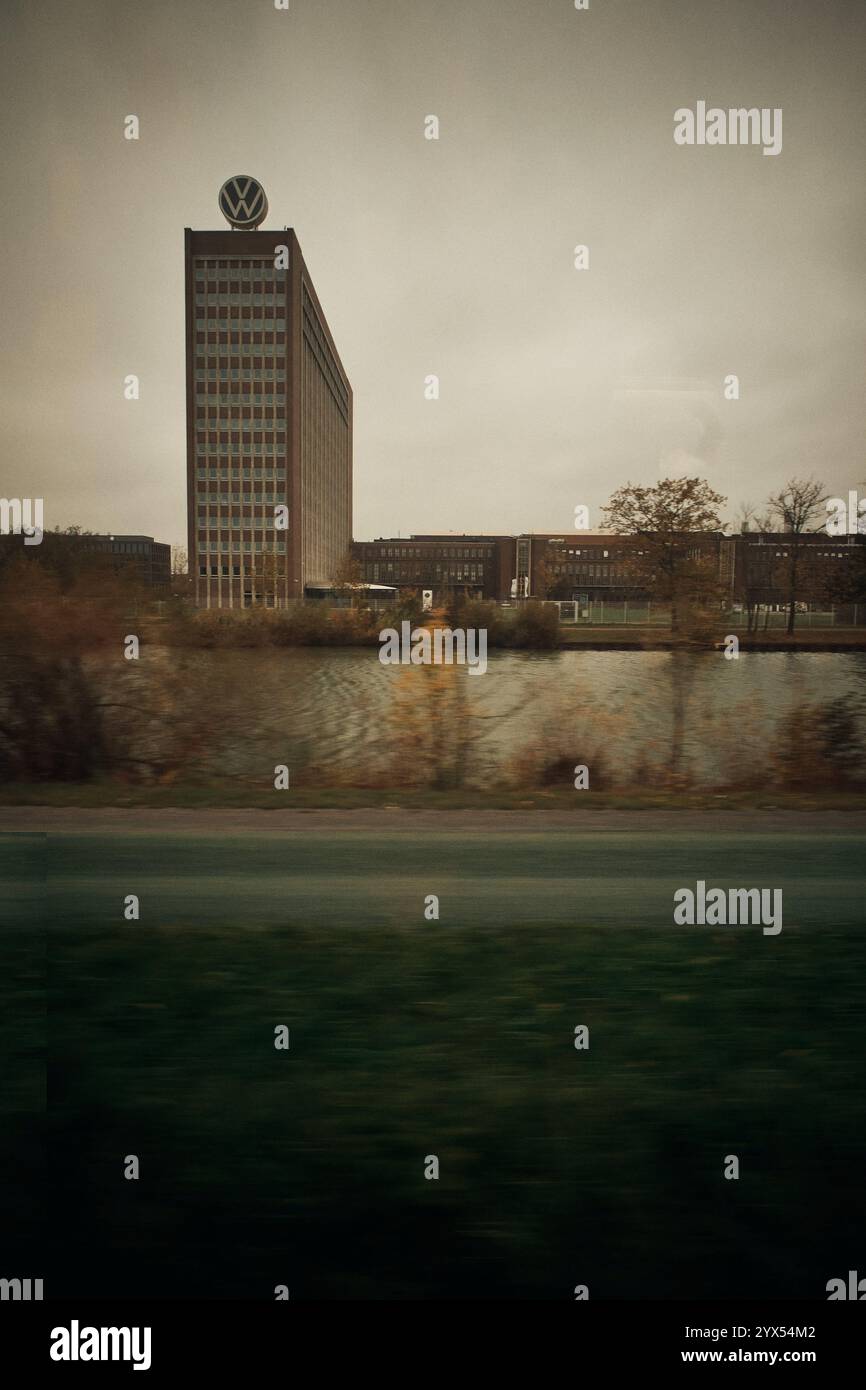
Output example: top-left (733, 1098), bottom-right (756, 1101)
top-left (0, 531), bottom-right (171, 589)
top-left (351, 534), bottom-right (513, 602)
top-left (351, 531), bottom-right (717, 605)
top-left (352, 530), bottom-right (865, 611)
top-left (720, 530), bottom-right (864, 610)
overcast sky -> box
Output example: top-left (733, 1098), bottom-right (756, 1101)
top-left (2, 0), bottom-right (864, 549)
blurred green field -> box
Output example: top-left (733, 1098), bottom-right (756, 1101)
top-left (3, 828), bottom-right (865, 1299)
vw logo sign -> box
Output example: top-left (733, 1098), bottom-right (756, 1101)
top-left (218, 175), bottom-right (268, 230)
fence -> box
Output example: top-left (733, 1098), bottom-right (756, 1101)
top-left (547, 600), bottom-right (863, 628)
top-left (727, 607), bottom-right (861, 630)
top-left (549, 600), bottom-right (665, 625)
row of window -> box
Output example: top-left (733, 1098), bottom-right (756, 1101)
top-left (195, 280), bottom-right (286, 292)
top-left (195, 468), bottom-right (284, 480)
top-left (196, 307), bottom-right (285, 320)
top-left (195, 410), bottom-right (285, 422)
top-left (746, 550), bottom-right (851, 561)
top-left (194, 263), bottom-right (287, 275)
top-left (367, 564), bottom-right (484, 582)
top-left (196, 334), bottom-right (286, 346)
top-left (555, 547), bottom-right (609, 559)
top-left (196, 358), bottom-right (286, 370)
top-left (364, 546), bottom-right (492, 560)
top-left (197, 541), bottom-right (287, 553)
top-left (198, 524), bottom-right (284, 535)
top-left (196, 446), bottom-right (285, 457)
top-left (548, 546), bottom-right (649, 560)
top-left (199, 566), bottom-right (284, 582)
top-left (197, 505), bottom-right (286, 516)
top-left (194, 321), bottom-right (286, 334)
top-left (195, 396), bottom-right (283, 409)
top-left (196, 431), bottom-right (285, 443)
top-left (198, 574), bottom-right (285, 590)
top-left (194, 336), bottom-right (283, 347)
top-left (197, 488), bottom-right (286, 498)
top-left (195, 399), bottom-right (282, 410)
top-left (196, 463), bottom-right (286, 475)
top-left (196, 399), bottom-right (283, 410)
top-left (195, 370), bottom-right (286, 381)
top-left (553, 564), bottom-right (624, 578)
top-left (195, 295), bottom-right (283, 307)
top-left (194, 283), bottom-right (285, 294)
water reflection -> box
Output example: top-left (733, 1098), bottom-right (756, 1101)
top-left (105, 648), bottom-right (866, 789)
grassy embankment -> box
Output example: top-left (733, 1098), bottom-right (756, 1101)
top-left (3, 827), bottom-right (864, 1298)
top-left (559, 628), bottom-right (866, 650)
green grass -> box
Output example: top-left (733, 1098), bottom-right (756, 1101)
top-left (39, 918), bottom-right (866, 1299)
top-left (4, 825), bottom-right (864, 1299)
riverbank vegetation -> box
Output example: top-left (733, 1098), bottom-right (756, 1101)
top-left (1, 555), bottom-right (863, 798)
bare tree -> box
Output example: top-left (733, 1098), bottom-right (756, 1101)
top-left (170, 546), bottom-right (191, 600)
top-left (735, 502), bottom-right (771, 535)
top-left (253, 548), bottom-right (283, 605)
top-left (767, 478), bottom-right (827, 634)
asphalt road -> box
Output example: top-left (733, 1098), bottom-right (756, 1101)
top-left (2, 813), bottom-right (862, 930)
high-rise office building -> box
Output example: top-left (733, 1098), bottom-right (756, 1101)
top-left (185, 178), bottom-right (352, 607)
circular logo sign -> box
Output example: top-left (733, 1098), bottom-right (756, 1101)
top-left (218, 175), bottom-right (268, 230)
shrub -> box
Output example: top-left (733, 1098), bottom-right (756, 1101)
top-left (769, 695), bottom-right (865, 788)
top-left (504, 601), bottom-right (559, 649)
